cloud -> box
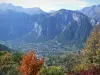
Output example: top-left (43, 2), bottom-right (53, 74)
top-left (0, 0), bottom-right (89, 11)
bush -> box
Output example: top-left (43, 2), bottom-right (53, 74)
top-left (40, 66), bottom-right (64, 75)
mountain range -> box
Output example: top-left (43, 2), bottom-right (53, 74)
top-left (0, 3), bottom-right (100, 53)
top-left (0, 3), bottom-right (45, 15)
top-left (22, 9), bottom-right (98, 44)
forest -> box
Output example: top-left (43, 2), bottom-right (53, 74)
top-left (0, 25), bottom-right (100, 75)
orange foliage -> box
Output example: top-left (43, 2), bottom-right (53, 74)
top-left (18, 50), bottom-right (43, 75)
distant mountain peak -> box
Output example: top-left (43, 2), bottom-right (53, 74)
top-left (51, 9), bottom-right (68, 16)
top-left (51, 9), bottom-right (83, 17)
top-left (33, 7), bottom-right (41, 9)
top-left (80, 4), bottom-right (100, 21)
top-left (0, 3), bottom-right (45, 15)
top-left (49, 10), bottom-right (56, 13)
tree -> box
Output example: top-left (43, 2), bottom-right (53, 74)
top-left (0, 52), bottom-right (13, 71)
top-left (40, 66), bottom-right (64, 75)
top-left (12, 52), bottom-right (23, 64)
top-left (18, 50), bottom-right (43, 75)
top-left (0, 51), bottom-right (18, 75)
top-left (71, 25), bottom-right (100, 75)
top-left (84, 25), bottom-right (100, 63)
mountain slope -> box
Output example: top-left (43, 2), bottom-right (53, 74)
top-left (0, 10), bottom-right (33, 40)
top-left (49, 10), bottom-right (56, 13)
top-left (22, 9), bottom-right (98, 44)
top-left (23, 7), bottom-right (45, 15)
top-left (56, 18), bottom-right (93, 44)
top-left (80, 4), bottom-right (100, 21)
top-left (0, 44), bottom-right (11, 51)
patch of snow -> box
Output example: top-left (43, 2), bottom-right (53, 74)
top-left (34, 22), bottom-right (42, 36)
top-left (34, 22), bottom-right (39, 30)
top-left (96, 21), bottom-right (100, 25)
top-left (90, 19), bottom-right (96, 26)
top-left (73, 13), bottom-right (80, 21)
top-left (38, 25), bottom-right (42, 36)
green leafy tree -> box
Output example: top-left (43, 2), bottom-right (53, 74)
top-left (12, 52), bottom-right (23, 63)
top-left (40, 66), bottom-right (64, 75)
top-left (85, 25), bottom-right (100, 54)
top-left (84, 25), bottom-right (100, 63)
top-left (0, 51), bottom-right (20, 75)
top-left (0, 52), bottom-right (13, 72)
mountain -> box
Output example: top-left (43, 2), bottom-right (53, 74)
top-left (0, 10), bottom-right (33, 40)
top-left (0, 44), bottom-right (11, 51)
top-left (49, 10), bottom-right (56, 13)
top-left (23, 7), bottom-right (45, 15)
top-left (80, 4), bottom-right (100, 21)
top-left (0, 3), bottom-right (23, 10)
top-left (22, 9), bottom-right (98, 44)
top-left (0, 3), bottom-right (45, 15)
top-left (0, 6), bottom-right (98, 45)
top-left (0, 8), bottom-right (99, 54)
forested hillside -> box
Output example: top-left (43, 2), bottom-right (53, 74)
top-left (0, 24), bottom-right (100, 75)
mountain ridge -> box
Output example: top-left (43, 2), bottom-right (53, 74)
top-left (0, 3), bottom-right (45, 15)
top-left (22, 9), bottom-right (98, 44)
top-left (80, 4), bottom-right (100, 21)
top-left (0, 3), bottom-right (99, 45)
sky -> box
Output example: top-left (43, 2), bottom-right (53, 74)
top-left (0, 0), bottom-right (100, 12)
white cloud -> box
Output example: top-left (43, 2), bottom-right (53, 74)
top-left (0, 0), bottom-right (89, 11)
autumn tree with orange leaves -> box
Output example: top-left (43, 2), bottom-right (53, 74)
top-left (18, 50), bottom-right (44, 75)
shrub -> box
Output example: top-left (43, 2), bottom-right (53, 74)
top-left (40, 66), bottom-right (64, 75)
